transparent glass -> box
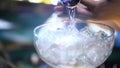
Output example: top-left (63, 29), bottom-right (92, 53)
top-left (34, 20), bottom-right (115, 68)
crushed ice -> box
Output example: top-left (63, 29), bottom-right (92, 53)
top-left (34, 14), bottom-right (113, 68)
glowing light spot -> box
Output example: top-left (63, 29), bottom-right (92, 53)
top-left (28, 0), bottom-right (41, 3)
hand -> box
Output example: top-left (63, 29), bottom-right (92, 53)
top-left (54, 0), bottom-right (107, 16)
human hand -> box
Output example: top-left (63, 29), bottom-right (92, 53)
top-left (54, 0), bottom-right (107, 16)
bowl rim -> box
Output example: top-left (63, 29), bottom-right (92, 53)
top-left (33, 22), bottom-right (115, 38)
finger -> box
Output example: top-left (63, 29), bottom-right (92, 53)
top-left (76, 4), bottom-right (93, 16)
top-left (54, 6), bottom-right (65, 16)
top-left (77, 3), bottom-right (87, 9)
top-left (54, 6), bottom-right (64, 11)
top-left (81, 0), bottom-right (107, 7)
top-left (76, 8), bottom-right (93, 16)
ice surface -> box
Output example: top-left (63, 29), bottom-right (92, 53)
top-left (35, 22), bottom-right (113, 68)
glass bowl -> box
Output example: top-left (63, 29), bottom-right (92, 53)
top-left (34, 21), bottom-right (115, 68)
